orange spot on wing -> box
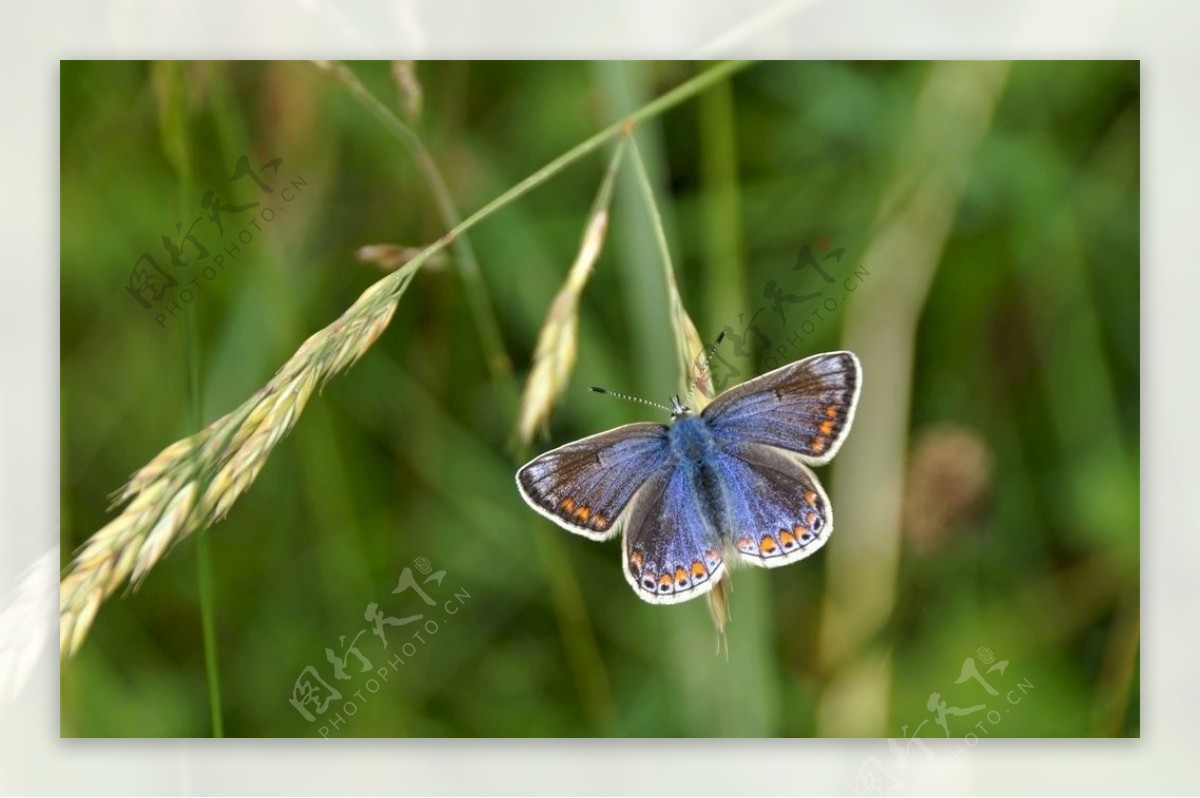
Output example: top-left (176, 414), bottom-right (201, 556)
top-left (674, 567), bottom-right (688, 585)
top-left (561, 498), bottom-right (575, 512)
top-left (819, 419), bottom-right (834, 436)
top-left (760, 535), bottom-right (778, 554)
top-left (691, 561), bottom-right (706, 579)
top-left (810, 437), bottom-right (826, 454)
top-left (592, 513), bottom-right (608, 529)
top-left (736, 536), bottom-right (755, 552)
top-left (804, 490), bottom-right (817, 506)
top-left (805, 511), bottom-right (818, 527)
top-left (658, 573), bottom-right (673, 590)
top-left (630, 550), bottom-right (644, 570)
top-left (574, 506), bottom-right (590, 522)
top-left (779, 530), bottom-right (797, 547)
top-left (825, 404), bottom-right (839, 419)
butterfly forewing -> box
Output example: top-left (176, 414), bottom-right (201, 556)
top-left (515, 422), bottom-right (670, 540)
top-left (702, 350), bottom-right (861, 465)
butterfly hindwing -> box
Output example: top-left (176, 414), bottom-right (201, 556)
top-left (703, 350), bottom-right (861, 465)
top-left (516, 422), bottom-right (670, 541)
top-left (621, 464), bottom-right (725, 604)
top-left (715, 442), bottom-right (833, 568)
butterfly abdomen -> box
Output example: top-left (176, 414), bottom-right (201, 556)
top-left (668, 417), bottom-right (732, 541)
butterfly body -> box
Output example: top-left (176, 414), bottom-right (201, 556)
top-left (517, 351), bottom-right (861, 606)
top-left (663, 416), bottom-right (739, 554)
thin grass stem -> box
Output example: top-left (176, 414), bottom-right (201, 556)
top-left (319, 61), bottom-right (515, 384)
top-left (511, 139), bottom-right (629, 733)
top-left (182, 306), bottom-right (223, 736)
top-left (625, 139), bottom-right (708, 400)
top-left (161, 60), bottom-right (226, 736)
top-left (60, 60), bottom-right (755, 660)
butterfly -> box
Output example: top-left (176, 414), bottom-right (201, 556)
top-left (515, 351), bottom-right (862, 605)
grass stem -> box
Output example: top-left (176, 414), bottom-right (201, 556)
top-left (626, 139), bottom-right (706, 398)
top-left (321, 62), bottom-right (515, 384)
top-left (182, 305), bottom-right (223, 736)
top-left (61, 60), bottom-right (755, 661)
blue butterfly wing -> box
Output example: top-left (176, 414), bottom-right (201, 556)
top-left (516, 423), bottom-right (670, 541)
top-left (621, 463), bottom-right (725, 604)
top-left (518, 351), bottom-right (860, 601)
top-left (713, 442), bottom-right (833, 568)
top-left (702, 350), bottom-right (861, 465)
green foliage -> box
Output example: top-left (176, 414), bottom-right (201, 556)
top-left (60, 60), bottom-right (1138, 737)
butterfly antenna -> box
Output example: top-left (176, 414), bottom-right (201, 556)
top-left (687, 330), bottom-right (728, 401)
top-left (590, 386), bottom-right (673, 414)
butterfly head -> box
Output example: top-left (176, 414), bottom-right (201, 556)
top-left (669, 395), bottom-right (693, 420)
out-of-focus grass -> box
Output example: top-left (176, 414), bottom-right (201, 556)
top-left (60, 60), bottom-right (1138, 737)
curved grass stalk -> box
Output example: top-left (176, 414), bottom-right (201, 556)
top-left (511, 139), bottom-right (629, 734)
top-left (60, 60), bottom-right (756, 660)
top-left (626, 140), bottom-right (712, 406)
top-left (316, 60), bottom-right (515, 382)
top-left (61, 265), bottom-right (418, 658)
top-left (626, 137), bottom-right (731, 651)
top-left (515, 138), bottom-right (626, 446)
top-left (155, 59), bottom-right (225, 734)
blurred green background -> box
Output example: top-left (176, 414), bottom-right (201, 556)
top-left (60, 60), bottom-right (1139, 737)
